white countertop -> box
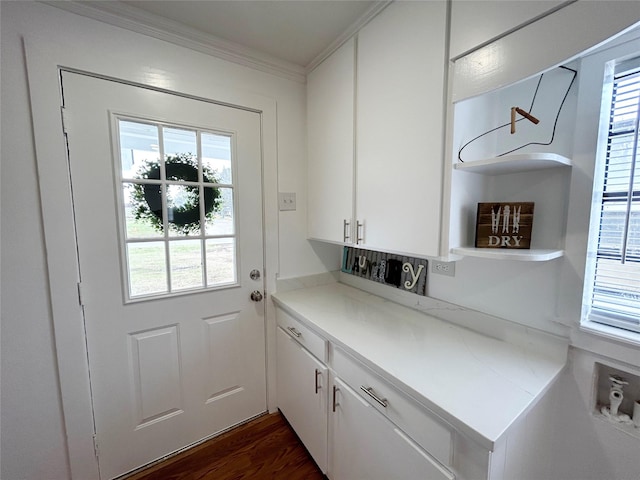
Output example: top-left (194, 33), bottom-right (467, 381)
top-left (272, 282), bottom-right (568, 450)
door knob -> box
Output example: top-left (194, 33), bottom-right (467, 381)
top-left (249, 269), bottom-right (261, 280)
top-left (250, 290), bottom-right (263, 302)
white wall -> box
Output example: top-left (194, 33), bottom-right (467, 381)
top-left (344, 13), bottom-right (640, 479)
top-left (2, 2), bottom-right (638, 479)
top-left (0, 2), bottom-right (338, 479)
top-left (1, 4), bottom-right (72, 476)
top-left (442, 25), bottom-right (640, 480)
top-left (546, 348), bottom-right (640, 480)
top-left (437, 64), bottom-right (580, 336)
top-left (549, 33), bottom-right (640, 479)
top-left (438, 27), bottom-right (640, 479)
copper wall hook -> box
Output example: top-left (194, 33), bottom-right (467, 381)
top-left (510, 106), bottom-right (540, 134)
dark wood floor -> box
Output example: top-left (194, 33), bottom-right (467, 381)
top-left (125, 412), bottom-right (325, 480)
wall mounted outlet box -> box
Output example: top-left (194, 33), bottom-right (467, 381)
top-left (279, 192), bottom-right (296, 211)
top-left (431, 261), bottom-right (455, 277)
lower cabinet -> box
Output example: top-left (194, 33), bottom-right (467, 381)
top-left (276, 326), bottom-right (328, 473)
top-left (330, 376), bottom-right (455, 480)
top-left (276, 307), bottom-right (457, 479)
top-left (274, 304), bottom-right (559, 480)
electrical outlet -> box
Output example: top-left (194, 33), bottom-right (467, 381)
top-left (278, 192), bottom-right (296, 211)
top-left (431, 260), bottom-right (455, 277)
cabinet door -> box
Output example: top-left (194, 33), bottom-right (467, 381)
top-left (276, 327), bottom-right (328, 472)
top-left (356, 1), bottom-right (447, 257)
top-left (307, 38), bottom-right (355, 244)
top-left (330, 377), bottom-right (454, 480)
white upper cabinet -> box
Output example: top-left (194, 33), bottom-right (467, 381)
top-left (307, 2), bottom-right (448, 257)
top-left (449, 0), bottom-right (568, 59)
top-left (355, 0), bottom-right (447, 257)
top-left (307, 38), bottom-right (355, 244)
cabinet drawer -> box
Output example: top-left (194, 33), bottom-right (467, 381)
top-left (276, 308), bottom-right (328, 363)
top-left (333, 347), bottom-right (452, 467)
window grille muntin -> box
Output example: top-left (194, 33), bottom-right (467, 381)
top-left (114, 116), bottom-right (238, 301)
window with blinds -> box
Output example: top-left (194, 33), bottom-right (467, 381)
top-left (589, 62), bottom-right (640, 334)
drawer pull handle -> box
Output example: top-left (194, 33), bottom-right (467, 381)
top-left (286, 326), bottom-right (302, 338)
top-left (315, 369), bottom-right (321, 394)
top-left (356, 220), bottom-right (364, 244)
top-left (360, 386), bottom-right (388, 408)
top-left (332, 385), bottom-right (339, 412)
top-left (343, 219), bottom-right (351, 242)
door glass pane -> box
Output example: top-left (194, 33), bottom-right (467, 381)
top-left (164, 127), bottom-right (197, 159)
top-left (123, 183), bottom-right (163, 238)
top-left (127, 242), bottom-right (168, 297)
top-left (116, 117), bottom-right (240, 300)
top-left (169, 240), bottom-right (203, 290)
top-left (205, 187), bottom-right (234, 236)
top-left (167, 184), bottom-right (202, 237)
top-left (119, 121), bottom-right (159, 180)
top-left (164, 153), bottom-right (200, 183)
top-left (206, 238), bottom-right (236, 286)
top-left (202, 132), bottom-right (232, 184)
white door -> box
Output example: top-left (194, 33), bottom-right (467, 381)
top-left (61, 71), bottom-right (267, 479)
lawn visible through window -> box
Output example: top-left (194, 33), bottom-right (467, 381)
top-left (117, 118), bottom-right (237, 299)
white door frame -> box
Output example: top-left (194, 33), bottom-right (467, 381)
top-left (24, 35), bottom-right (279, 480)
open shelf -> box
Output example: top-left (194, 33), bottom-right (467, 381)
top-left (454, 153), bottom-right (571, 175)
top-left (450, 247), bottom-right (564, 262)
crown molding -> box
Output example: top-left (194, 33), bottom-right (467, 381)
top-left (42, 0), bottom-right (308, 83)
top-left (305, 1), bottom-right (391, 74)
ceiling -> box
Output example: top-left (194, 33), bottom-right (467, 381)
top-left (114, 0), bottom-right (379, 68)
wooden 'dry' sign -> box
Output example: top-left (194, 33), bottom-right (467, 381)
top-left (475, 202), bottom-right (534, 249)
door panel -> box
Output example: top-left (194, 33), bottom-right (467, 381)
top-left (62, 71), bottom-right (266, 479)
top-left (129, 326), bottom-right (183, 427)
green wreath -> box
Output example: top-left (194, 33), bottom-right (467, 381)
top-left (132, 153), bottom-right (222, 235)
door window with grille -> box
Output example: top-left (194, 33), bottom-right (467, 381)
top-left (116, 118), bottom-right (237, 299)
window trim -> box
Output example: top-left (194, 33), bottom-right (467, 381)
top-left (112, 113), bottom-right (241, 303)
top-left (582, 57), bottom-right (640, 336)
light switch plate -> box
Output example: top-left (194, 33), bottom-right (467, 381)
top-left (279, 192), bottom-right (296, 211)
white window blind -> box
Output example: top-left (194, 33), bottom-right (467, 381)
top-left (590, 65), bottom-right (640, 334)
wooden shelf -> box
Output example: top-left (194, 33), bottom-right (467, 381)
top-left (454, 153), bottom-right (571, 175)
top-left (450, 247), bottom-right (564, 262)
